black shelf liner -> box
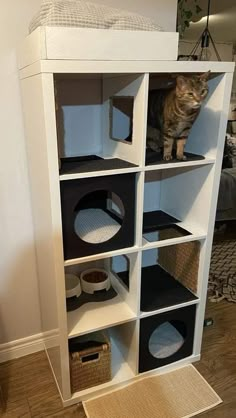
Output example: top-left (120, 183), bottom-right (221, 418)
top-left (60, 155), bottom-right (137, 175)
top-left (143, 210), bottom-right (180, 233)
top-left (145, 149), bottom-right (205, 166)
top-left (66, 286), bottom-right (118, 312)
top-left (143, 225), bottom-right (191, 242)
top-left (141, 265), bottom-right (197, 312)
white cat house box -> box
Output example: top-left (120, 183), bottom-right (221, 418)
top-left (18, 26), bottom-right (178, 68)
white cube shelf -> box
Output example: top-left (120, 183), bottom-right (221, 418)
top-left (143, 164), bottom-right (214, 246)
top-left (19, 28), bottom-right (234, 406)
top-left (65, 252), bottom-right (139, 338)
top-left (56, 73), bottom-right (147, 174)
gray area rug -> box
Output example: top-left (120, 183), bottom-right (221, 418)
top-left (208, 239), bottom-right (236, 302)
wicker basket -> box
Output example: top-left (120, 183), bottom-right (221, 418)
top-left (158, 232), bottom-right (200, 294)
top-left (69, 332), bottom-right (111, 393)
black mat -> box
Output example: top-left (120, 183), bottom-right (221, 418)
top-left (141, 265), bottom-right (197, 312)
top-left (66, 286), bottom-right (118, 312)
top-left (60, 155), bottom-right (137, 175)
top-left (145, 149), bottom-right (205, 166)
top-left (143, 225), bottom-right (191, 242)
top-left (143, 210), bottom-right (180, 233)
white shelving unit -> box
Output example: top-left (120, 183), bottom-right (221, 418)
top-left (18, 27), bottom-right (234, 406)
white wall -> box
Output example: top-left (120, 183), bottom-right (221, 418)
top-left (179, 40), bottom-right (233, 62)
top-left (179, 40), bottom-right (235, 109)
top-left (0, 1), bottom-right (42, 345)
top-left (0, 0), bottom-right (177, 349)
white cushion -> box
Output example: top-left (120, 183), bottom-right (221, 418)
top-left (29, 0), bottom-right (162, 33)
top-left (74, 208), bottom-right (121, 244)
top-left (149, 322), bottom-right (184, 359)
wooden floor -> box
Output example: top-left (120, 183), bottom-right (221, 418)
top-left (0, 301), bottom-right (236, 417)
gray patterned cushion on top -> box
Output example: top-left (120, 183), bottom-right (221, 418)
top-left (29, 0), bottom-right (163, 33)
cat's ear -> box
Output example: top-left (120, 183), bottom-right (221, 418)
top-left (198, 71), bottom-right (211, 81)
top-left (176, 76), bottom-right (188, 91)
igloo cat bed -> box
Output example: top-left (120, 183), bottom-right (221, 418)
top-left (139, 305), bottom-right (196, 373)
top-left (60, 173), bottom-right (136, 259)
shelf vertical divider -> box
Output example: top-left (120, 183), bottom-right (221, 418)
top-left (20, 72), bottom-right (71, 400)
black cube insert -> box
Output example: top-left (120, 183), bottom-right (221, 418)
top-left (139, 305), bottom-right (196, 373)
top-left (60, 173), bottom-right (136, 259)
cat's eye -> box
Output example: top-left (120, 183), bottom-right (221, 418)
top-left (188, 92), bottom-right (194, 97)
top-left (201, 89), bottom-right (207, 95)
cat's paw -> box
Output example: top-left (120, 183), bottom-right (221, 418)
top-left (163, 154), bottom-right (173, 161)
top-left (176, 154), bottom-right (187, 161)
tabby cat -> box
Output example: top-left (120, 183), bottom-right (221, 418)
top-left (147, 71), bottom-right (210, 161)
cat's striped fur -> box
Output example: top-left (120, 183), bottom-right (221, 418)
top-left (147, 71), bottom-right (210, 160)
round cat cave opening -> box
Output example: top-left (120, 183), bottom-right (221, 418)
top-left (148, 320), bottom-right (187, 359)
top-left (74, 190), bottom-right (125, 244)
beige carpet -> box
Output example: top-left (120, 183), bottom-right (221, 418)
top-left (83, 365), bottom-right (221, 418)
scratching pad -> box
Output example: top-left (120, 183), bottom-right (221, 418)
top-left (159, 238), bottom-right (200, 294)
top-left (83, 365), bottom-right (222, 418)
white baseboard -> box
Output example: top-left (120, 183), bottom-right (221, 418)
top-left (0, 330), bottom-right (58, 363)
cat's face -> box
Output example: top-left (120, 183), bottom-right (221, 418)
top-left (175, 71), bottom-right (210, 110)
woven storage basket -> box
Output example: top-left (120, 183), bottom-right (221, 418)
top-left (69, 332), bottom-right (111, 393)
top-left (159, 231), bottom-right (200, 294)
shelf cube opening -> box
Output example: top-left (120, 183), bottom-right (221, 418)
top-left (61, 173), bottom-right (136, 259)
top-left (54, 73), bottom-right (146, 174)
top-left (65, 250), bottom-right (137, 313)
top-left (143, 165), bottom-right (214, 241)
top-left (69, 330), bottom-right (112, 393)
top-left (74, 190), bottom-right (124, 244)
top-left (146, 72), bottom-right (225, 164)
top-left (65, 252), bottom-right (139, 331)
top-left (108, 321), bottom-right (137, 380)
top-left (69, 321), bottom-right (137, 393)
top-left (141, 243), bottom-right (199, 312)
top-left (139, 305), bottom-right (196, 372)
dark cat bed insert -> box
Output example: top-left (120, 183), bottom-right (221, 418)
top-left (141, 264), bottom-right (197, 312)
top-left (60, 173), bottom-right (136, 259)
top-left (66, 286), bottom-right (118, 312)
top-left (59, 155), bottom-right (137, 175)
top-left (139, 305), bottom-right (196, 373)
top-left (145, 148), bottom-right (205, 166)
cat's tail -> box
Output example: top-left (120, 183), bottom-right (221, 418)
top-left (146, 125), bottom-right (162, 152)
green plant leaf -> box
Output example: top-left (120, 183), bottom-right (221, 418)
top-left (196, 5), bottom-right (202, 13)
top-left (185, 10), bottom-right (193, 19)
